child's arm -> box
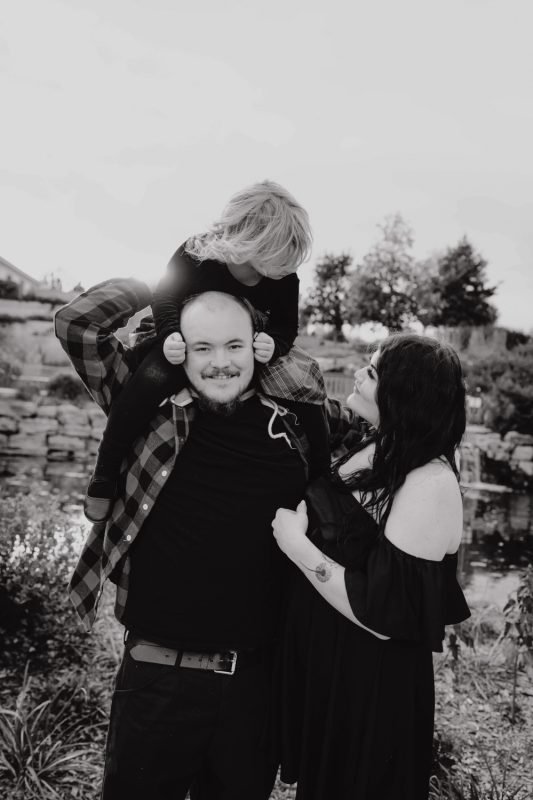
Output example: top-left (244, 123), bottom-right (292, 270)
top-left (262, 274), bottom-right (300, 360)
top-left (152, 244), bottom-right (198, 341)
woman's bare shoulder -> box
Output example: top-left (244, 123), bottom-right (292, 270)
top-left (385, 460), bottom-right (463, 561)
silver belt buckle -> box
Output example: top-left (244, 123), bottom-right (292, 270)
top-left (214, 650), bottom-right (237, 675)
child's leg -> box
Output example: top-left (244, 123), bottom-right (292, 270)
top-left (282, 401), bottom-right (331, 480)
top-left (86, 344), bottom-right (185, 514)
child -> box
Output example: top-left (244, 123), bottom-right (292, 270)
top-left (84, 180), bottom-right (329, 522)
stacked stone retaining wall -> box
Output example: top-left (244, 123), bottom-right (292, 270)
top-left (0, 399), bottom-right (105, 462)
top-left (1, 400), bottom-right (533, 489)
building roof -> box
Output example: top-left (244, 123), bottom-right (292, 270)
top-left (0, 255), bottom-right (42, 286)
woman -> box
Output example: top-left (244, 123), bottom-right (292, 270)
top-left (272, 333), bottom-right (471, 800)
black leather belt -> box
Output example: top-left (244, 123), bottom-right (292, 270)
top-left (128, 638), bottom-right (261, 675)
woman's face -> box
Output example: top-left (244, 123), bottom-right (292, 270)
top-left (346, 350), bottom-right (380, 428)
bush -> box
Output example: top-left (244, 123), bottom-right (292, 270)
top-left (462, 343), bottom-right (533, 435)
top-left (0, 355), bottom-right (22, 388)
top-left (0, 278), bottom-right (20, 300)
top-left (0, 667), bottom-right (103, 799)
top-left (0, 489), bottom-right (92, 672)
top-left (47, 372), bottom-right (88, 403)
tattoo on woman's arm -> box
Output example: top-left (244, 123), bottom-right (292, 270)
top-left (301, 556), bottom-right (336, 583)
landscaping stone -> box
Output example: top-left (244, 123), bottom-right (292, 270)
top-left (512, 445), bottom-right (533, 461)
top-left (48, 434), bottom-right (87, 453)
top-left (0, 416), bottom-right (18, 434)
top-left (18, 417), bottom-right (59, 435)
top-left (37, 405), bottom-right (59, 418)
top-left (6, 433), bottom-right (48, 456)
top-left (47, 450), bottom-right (73, 461)
top-left (61, 425), bottom-right (92, 438)
top-left (9, 400), bottom-right (38, 417)
top-left (0, 401), bottom-right (18, 418)
top-left (516, 461), bottom-right (533, 477)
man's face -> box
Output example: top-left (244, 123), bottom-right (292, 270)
top-left (181, 298), bottom-right (255, 411)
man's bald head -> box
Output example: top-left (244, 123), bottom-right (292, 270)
top-left (180, 291), bottom-right (255, 336)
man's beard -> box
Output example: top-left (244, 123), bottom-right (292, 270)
top-left (195, 390), bottom-right (244, 417)
top-left (193, 367), bottom-right (251, 416)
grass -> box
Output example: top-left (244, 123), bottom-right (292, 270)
top-left (1, 485), bottom-right (532, 799)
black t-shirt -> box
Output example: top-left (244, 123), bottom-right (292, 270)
top-left (124, 396), bottom-right (307, 649)
top-left (152, 245), bottom-right (299, 358)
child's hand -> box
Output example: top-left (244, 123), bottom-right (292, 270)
top-left (253, 332), bottom-right (275, 364)
top-left (163, 332), bottom-right (186, 365)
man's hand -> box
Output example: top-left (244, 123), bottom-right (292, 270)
top-left (272, 500), bottom-right (309, 562)
top-left (253, 332), bottom-right (275, 364)
top-left (163, 332), bottom-right (186, 365)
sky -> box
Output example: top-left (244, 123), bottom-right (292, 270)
top-left (1, 0), bottom-right (532, 331)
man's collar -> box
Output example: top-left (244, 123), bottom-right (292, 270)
top-left (169, 386), bottom-right (257, 408)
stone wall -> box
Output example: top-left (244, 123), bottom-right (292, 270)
top-left (1, 398), bottom-right (533, 490)
top-left (462, 425), bottom-right (533, 489)
top-left (0, 398), bottom-right (105, 463)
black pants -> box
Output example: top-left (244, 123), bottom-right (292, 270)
top-left (93, 344), bottom-right (330, 484)
top-left (101, 641), bottom-right (279, 800)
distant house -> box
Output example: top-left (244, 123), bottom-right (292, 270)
top-left (0, 255), bottom-right (43, 297)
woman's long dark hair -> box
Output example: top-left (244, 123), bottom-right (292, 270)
top-left (337, 333), bottom-right (466, 527)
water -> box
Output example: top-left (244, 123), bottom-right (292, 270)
top-left (1, 456), bottom-right (532, 610)
top-left (461, 489), bottom-right (533, 608)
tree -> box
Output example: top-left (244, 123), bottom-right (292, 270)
top-left (348, 214), bottom-right (419, 331)
top-left (418, 237), bottom-right (498, 327)
top-left (0, 278), bottom-right (20, 299)
top-left (302, 253), bottom-right (353, 341)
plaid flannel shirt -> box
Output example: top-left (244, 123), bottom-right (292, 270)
top-left (54, 278), bottom-right (355, 631)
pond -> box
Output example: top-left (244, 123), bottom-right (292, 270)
top-left (1, 456), bottom-right (533, 610)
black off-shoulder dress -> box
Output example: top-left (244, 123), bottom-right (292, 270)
top-left (278, 474), bottom-right (471, 800)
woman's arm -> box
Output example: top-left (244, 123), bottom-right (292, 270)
top-left (272, 502), bottom-right (389, 640)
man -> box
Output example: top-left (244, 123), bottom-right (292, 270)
top-left (55, 279), bottom-right (354, 800)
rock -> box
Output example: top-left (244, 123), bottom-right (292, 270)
top-left (516, 461), bottom-right (533, 477)
top-left (503, 431), bottom-right (533, 446)
top-left (48, 434), bottom-right (88, 453)
top-left (18, 418), bottom-right (59, 435)
top-left (5, 433), bottom-right (48, 456)
top-left (8, 401), bottom-right (39, 417)
top-left (0, 401), bottom-right (18, 418)
top-left (47, 450), bottom-right (73, 461)
top-left (87, 439), bottom-right (100, 455)
top-left (0, 416), bottom-right (19, 433)
top-left (512, 445), bottom-right (533, 461)
top-left (87, 406), bottom-right (106, 422)
top-left (37, 405), bottom-right (59, 418)
top-left (61, 425), bottom-right (92, 438)
top-left (484, 439), bottom-right (512, 460)
top-left (56, 405), bottom-right (89, 426)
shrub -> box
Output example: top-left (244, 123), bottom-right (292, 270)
top-left (0, 489), bottom-right (92, 672)
top-left (0, 279), bottom-right (20, 300)
top-left (47, 372), bottom-right (88, 403)
top-left (462, 344), bottom-right (533, 435)
top-left (0, 667), bottom-right (103, 800)
top-left (0, 355), bottom-right (22, 388)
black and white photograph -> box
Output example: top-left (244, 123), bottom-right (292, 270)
top-left (1, 1), bottom-right (532, 798)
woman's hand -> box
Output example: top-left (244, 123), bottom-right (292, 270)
top-left (253, 332), bottom-right (275, 364)
top-left (272, 500), bottom-right (309, 562)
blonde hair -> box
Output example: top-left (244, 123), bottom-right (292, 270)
top-left (184, 180), bottom-right (312, 276)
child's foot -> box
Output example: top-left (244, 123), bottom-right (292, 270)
top-left (84, 476), bottom-right (116, 523)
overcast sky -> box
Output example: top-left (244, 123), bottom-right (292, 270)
top-left (1, 0), bottom-right (532, 330)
